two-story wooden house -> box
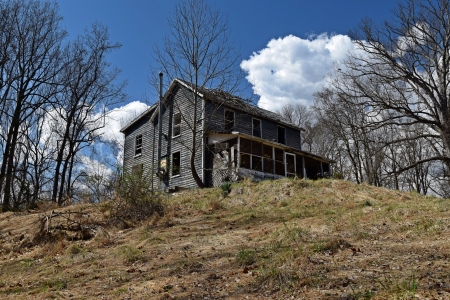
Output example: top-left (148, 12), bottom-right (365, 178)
top-left (120, 79), bottom-right (332, 189)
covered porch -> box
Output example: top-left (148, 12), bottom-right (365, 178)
top-left (204, 132), bottom-right (332, 187)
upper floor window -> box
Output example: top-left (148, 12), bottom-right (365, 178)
top-left (277, 126), bottom-right (286, 144)
top-left (135, 134), bottom-right (142, 156)
top-left (173, 112), bottom-right (181, 137)
top-left (225, 110), bottom-right (234, 131)
top-left (252, 118), bottom-right (261, 137)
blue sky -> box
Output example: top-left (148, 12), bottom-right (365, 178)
top-left (56, 0), bottom-right (403, 110)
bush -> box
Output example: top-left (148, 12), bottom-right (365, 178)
top-left (221, 182), bottom-right (232, 197)
top-left (108, 171), bottom-right (165, 226)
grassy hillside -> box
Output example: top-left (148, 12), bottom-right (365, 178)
top-left (0, 178), bottom-right (449, 299)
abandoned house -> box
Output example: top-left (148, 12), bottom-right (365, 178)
top-left (120, 78), bottom-right (333, 189)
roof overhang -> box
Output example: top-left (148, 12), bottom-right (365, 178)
top-left (119, 103), bottom-right (158, 133)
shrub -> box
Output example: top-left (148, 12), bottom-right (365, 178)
top-left (236, 248), bottom-right (257, 266)
top-left (118, 245), bottom-right (143, 264)
top-left (108, 171), bottom-right (165, 226)
top-left (221, 182), bottom-right (232, 197)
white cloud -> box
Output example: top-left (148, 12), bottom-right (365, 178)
top-left (100, 101), bottom-right (149, 146)
top-left (240, 34), bottom-right (355, 112)
top-left (39, 100), bottom-right (149, 170)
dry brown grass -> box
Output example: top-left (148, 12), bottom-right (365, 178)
top-left (0, 178), bottom-right (449, 299)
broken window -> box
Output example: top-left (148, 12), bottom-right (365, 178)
top-left (277, 126), bottom-right (286, 144)
top-left (173, 112), bottom-right (181, 137)
top-left (135, 135), bottom-right (142, 156)
top-left (172, 151), bottom-right (181, 176)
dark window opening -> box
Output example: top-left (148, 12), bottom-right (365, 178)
top-left (275, 161), bottom-right (285, 176)
top-left (173, 113), bottom-right (181, 137)
top-left (172, 152), bottom-right (181, 176)
top-left (240, 138), bottom-right (251, 153)
top-left (278, 126), bottom-right (286, 144)
top-left (252, 156), bottom-right (262, 171)
top-left (274, 147), bottom-right (284, 161)
top-left (296, 154), bottom-right (303, 178)
top-left (225, 110), bottom-right (234, 131)
top-left (274, 147), bottom-right (284, 176)
top-left (252, 118), bottom-right (261, 137)
top-left (251, 140), bottom-right (262, 156)
top-left (263, 157), bottom-right (274, 173)
top-left (240, 153), bottom-right (251, 169)
top-left (263, 144), bottom-right (272, 158)
top-left (135, 135), bottom-right (142, 156)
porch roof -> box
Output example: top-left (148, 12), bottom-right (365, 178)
top-left (209, 131), bottom-right (334, 164)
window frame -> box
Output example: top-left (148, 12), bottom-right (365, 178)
top-left (173, 112), bottom-right (181, 138)
top-left (171, 151), bottom-right (181, 177)
top-left (252, 118), bottom-right (261, 138)
top-left (135, 134), bottom-right (143, 157)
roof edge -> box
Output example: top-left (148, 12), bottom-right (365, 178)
top-left (119, 103), bottom-right (158, 133)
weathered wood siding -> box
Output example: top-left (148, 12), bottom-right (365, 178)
top-left (122, 112), bottom-right (158, 186)
top-left (285, 127), bottom-right (301, 149)
top-left (161, 85), bottom-right (204, 189)
top-left (205, 100), bottom-right (302, 151)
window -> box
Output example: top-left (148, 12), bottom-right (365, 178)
top-left (135, 135), bottom-right (142, 156)
top-left (173, 112), bottom-right (181, 137)
top-left (252, 118), bottom-right (261, 137)
top-left (172, 151), bottom-right (181, 176)
top-left (225, 110), bottom-right (234, 131)
top-left (277, 126), bottom-right (286, 144)
top-left (132, 164), bottom-right (143, 177)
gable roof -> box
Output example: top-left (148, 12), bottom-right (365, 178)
top-left (120, 78), bottom-right (304, 133)
top-left (175, 79), bottom-right (303, 130)
top-left (119, 103), bottom-right (158, 133)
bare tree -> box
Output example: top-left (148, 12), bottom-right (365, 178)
top-left (152, 0), bottom-right (244, 188)
top-left (0, 0), bottom-right (66, 211)
top-left (50, 23), bottom-right (125, 205)
top-left (277, 102), bottom-right (316, 152)
top-left (339, 0), bottom-right (450, 175)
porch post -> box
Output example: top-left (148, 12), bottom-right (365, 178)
top-left (302, 156), bottom-right (306, 179)
top-left (320, 161), bottom-right (323, 177)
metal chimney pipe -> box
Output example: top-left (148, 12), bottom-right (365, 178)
top-left (157, 72), bottom-right (163, 188)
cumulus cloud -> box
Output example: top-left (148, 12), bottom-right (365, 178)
top-left (240, 33), bottom-right (355, 112)
top-left (99, 101), bottom-right (150, 163)
top-left (100, 101), bottom-right (149, 146)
